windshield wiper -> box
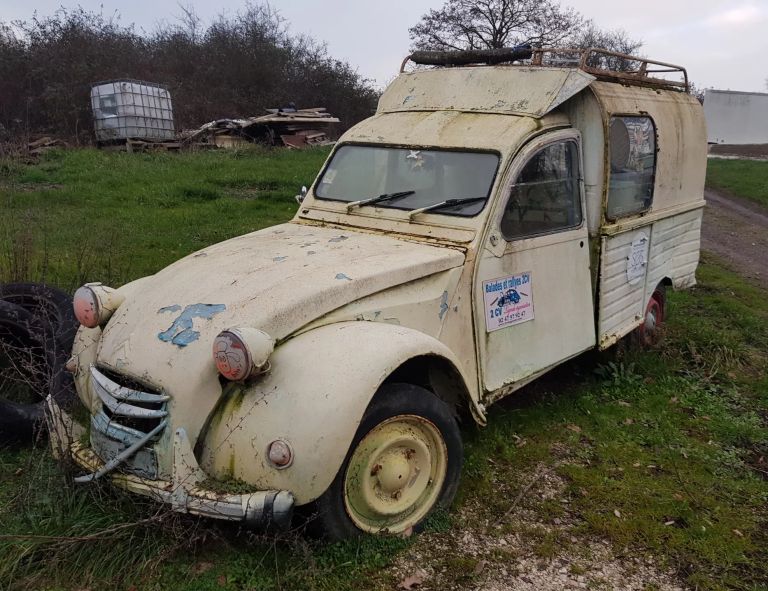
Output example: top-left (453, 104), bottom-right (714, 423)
top-left (345, 190), bottom-right (415, 213)
top-left (408, 197), bottom-right (487, 220)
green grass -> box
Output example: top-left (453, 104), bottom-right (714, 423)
top-left (706, 158), bottom-right (768, 208)
top-left (0, 147), bottom-right (329, 290)
top-left (0, 149), bottom-right (766, 590)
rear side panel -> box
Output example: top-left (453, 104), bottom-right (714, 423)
top-left (597, 207), bottom-right (703, 348)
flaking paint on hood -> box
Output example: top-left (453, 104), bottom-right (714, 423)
top-left (96, 222), bottom-right (464, 390)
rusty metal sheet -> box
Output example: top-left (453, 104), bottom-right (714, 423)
top-left (378, 66), bottom-right (595, 118)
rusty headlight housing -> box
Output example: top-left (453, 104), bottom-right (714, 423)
top-left (73, 283), bottom-right (124, 328)
top-left (213, 327), bottom-right (274, 381)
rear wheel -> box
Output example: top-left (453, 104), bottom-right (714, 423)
top-left (636, 286), bottom-right (666, 347)
top-left (311, 383), bottom-right (463, 540)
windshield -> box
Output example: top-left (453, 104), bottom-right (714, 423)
top-left (314, 145), bottom-right (500, 217)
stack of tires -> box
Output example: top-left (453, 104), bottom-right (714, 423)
top-left (0, 284), bottom-right (77, 444)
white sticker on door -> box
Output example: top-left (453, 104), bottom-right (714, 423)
top-left (483, 272), bottom-right (534, 332)
top-left (626, 232), bottom-right (649, 285)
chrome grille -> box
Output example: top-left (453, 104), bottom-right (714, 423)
top-left (89, 365), bottom-right (169, 478)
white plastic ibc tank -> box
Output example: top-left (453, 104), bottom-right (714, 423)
top-left (91, 80), bottom-right (175, 142)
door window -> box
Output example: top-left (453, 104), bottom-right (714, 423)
top-left (501, 140), bottom-right (582, 240)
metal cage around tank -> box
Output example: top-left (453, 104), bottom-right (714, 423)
top-left (91, 79), bottom-right (175, 142)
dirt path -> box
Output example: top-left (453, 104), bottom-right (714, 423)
top-left (702, 189), bottom-right (768, 288)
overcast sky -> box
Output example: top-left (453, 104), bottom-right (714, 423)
top-left (2, 0), bottom-right (767, 93)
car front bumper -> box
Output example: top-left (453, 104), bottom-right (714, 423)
top-left (47, 396), bottom-right (295, 530)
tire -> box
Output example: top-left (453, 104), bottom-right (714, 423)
top-left (310, 383), bottom-right (463, 540)
top-left (0, 282), bottom-right (77, 357)
top-left (0, 283), bottom-right (78, 412)
top-left (0, 300), bottom-right (53, 443)
top-left (635, 285), bottom-right (666, 347)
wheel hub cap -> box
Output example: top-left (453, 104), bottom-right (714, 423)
top-left (344, 415), bottom-right (447, 533)
top-left (645, 308), bottom-right (657, 332)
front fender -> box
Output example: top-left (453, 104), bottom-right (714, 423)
top-left (196, 321), bottom-right (470, 504)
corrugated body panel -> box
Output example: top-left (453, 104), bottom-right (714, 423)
top-left (598, 231), bottom-right (647, 346)
top-left (598, 208), bottom-right (703, 348)
top-left (644, 209), bottom-right (703, 299)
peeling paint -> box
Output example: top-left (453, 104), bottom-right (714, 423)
top-left (438, 290), bottom-right (449, 320)
top-left (157, 303), bottom-right (227, 347)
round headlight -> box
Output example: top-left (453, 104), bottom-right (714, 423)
top-left (213, 327), bottom-right (274, 381)
top-left (73, 285), bottom-right (100, 328)
top-left (73, 283), bottom-right (124, 328)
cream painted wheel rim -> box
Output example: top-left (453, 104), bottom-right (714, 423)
top-left (343, 414), bottom-right (448, 534)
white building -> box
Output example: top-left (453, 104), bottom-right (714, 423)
top-left (704, 89), bottom-right (768, 145)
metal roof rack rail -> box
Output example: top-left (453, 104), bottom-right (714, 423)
top-left (532, 47), bottom-right (689, 92)
top-left (400, 46), bottom-right (689, 93)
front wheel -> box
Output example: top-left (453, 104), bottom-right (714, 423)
top-left (311, 383), bottom-right (463, 540)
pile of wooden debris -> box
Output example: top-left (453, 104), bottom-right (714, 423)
top-left (28, 137), bottom-right (68, 156)
top-left (184, 107), bottom-right (339, 149)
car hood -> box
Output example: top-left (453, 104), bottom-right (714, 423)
top-left (96, 222), bottom-right (464, 389)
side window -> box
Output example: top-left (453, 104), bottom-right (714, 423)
top-left (501, 140), bottom-right (582, 240)
top-left (607, 116), bottom-right (656, 219)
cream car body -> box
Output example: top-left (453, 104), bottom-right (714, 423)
top-left (50, 49), bottom-right (707, 534)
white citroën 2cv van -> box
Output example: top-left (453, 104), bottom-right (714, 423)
top-left (51, 47), bottom-right (707, 539)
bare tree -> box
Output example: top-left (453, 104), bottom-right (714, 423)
top-left (409, 0), bottom-right (584, 51)
top-left (567, 21), bottom-right (644, 72)
top-left (173, 2), bottom-right (203, 43)
top-left (409, 0), bottom-right (645, 68)
top-left (688, 81), bottom-right (705, 104)
top-left (569, 21), bottom-right (641, 55)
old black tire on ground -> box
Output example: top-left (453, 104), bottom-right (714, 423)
top-left (0, 282), bottom-right (77, 357)
top-left (0, 300), bottom-right (55, 443)
top-left (0, 282), bottom-right (77, 414)
top-left (311, 383), bottom-right (463, 540)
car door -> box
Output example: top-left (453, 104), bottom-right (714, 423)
top-left (474, 130), bottom-right (596, 397)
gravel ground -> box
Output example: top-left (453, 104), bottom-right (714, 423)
top-left (389, 466), bottom-right (685, 591)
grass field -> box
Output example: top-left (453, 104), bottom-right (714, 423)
top-left (0, 147), bottom-right (329, 290)
top-left (706, 158), bottom-right (768, 208)
top-left (0, 151), bottom-right (766, 590)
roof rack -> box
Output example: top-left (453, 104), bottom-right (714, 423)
top-left (401, 47), bottom-right (689, 93)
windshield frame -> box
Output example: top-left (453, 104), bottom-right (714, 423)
top-left (312, 142), bottom-right (502, 218)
